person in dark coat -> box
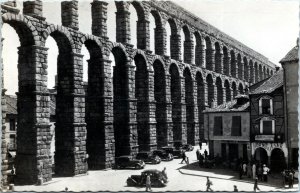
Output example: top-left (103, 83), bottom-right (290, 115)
top-left (288, 171), bottom-right (294, 188)
top-left (196, 149), bottom-right (200, 160)
top-left (233, 185), bottom-right (238, 192)
top-left (206, 177), bottom-right (213, 191)
top-left (204, 149), bottom-right (208, 159)
top-left (253, 176), bottom-right (260, 192)
top-left (180, 150), bottom-right (187, 164)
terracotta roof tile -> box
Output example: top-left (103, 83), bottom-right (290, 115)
top-left (203, 95), bottom-right (249, 113)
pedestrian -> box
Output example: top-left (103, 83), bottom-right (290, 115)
top-left (247, 163), bottom-right (252, 178)
top-left (204, 149), bottom-right (208, 159)
top-left (252, 163), bottom-right (256, 180)
top-left (199, 141), bottom-right (202, 150)
top-left (180, 150), bottom-right (187, 164)
top-left (262, 164), bottom-right (270, 182)
top-left (288, 170), bottom-right (294, 188)
top-left (199, 154), bottom-right (204, 167)
top-left (233, 185), bottom-right (238, 192)
top-left (162, 167), bottom-right (168, 180)
top-left (206, 177), bottom-right (213, 191)
top-left (242, 162), bottom-right (247, 176)
top-left (239, 163), bottom-right (243, 179)
top-left (253, 176), bottom-right (260, 192)
top-left (196, 149), bottom-right (200, 160)
top-left (146, 174), bottom-right (151, 191)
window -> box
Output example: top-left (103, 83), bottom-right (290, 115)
top-left (260, 117), bottom-right (275, 134)
top-left (259, 96), bottom-right (273, 115)
top-left (213, 116), bottom-right (223, 136)
top-left (231, 116), bottom-right (241, 136)
top-left (9, 119), bottom-right (16, 131)
top-left (9, 134), bottom-right (16, 150)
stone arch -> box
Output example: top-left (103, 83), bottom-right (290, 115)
top-left (214, 42), bottom-right (222, 74)
top-left (259, 64), bottom-right (263, 81)
top-left (237, 53), bottom-right (243, 80)
top-left (238, 83), bottom-right (244, 94)
top-left (194, 31), bottom-right (204, 67)
top-left (2, 12), bottom-right (37, 46)
top-left (42, 25), bottom-right (76, 52)
top-left (270, 148), bottom-right (286, 172)
top-left (224, 79), bottom-right (231, 102)
top-left (249, 60), bottom-right (254, 83)
top-left (206, 73), bottom-right (214, 108)
top-left (205, 36), bottom-right (214, 71)
top-left (232, 81), bottom-right (237, 98)
top-left (134, 53), bottom-right (151, 151)
top-left (216, 77), bottom-right (223, 105)
top-left (196, 71), bottom-right (205, 141)
top-left (130, 1), bottom-right (146, 20)
top-left (79, 34), bottom-right (103, 54)
top-left (230, 50), bottom-right (237, 78)
top-left (150, 9), bottom-right (164, 55)
top-left (110, 46), bottom-right (130, 157)
top-left (107, 42), bottom-right (129, 60)
top-left (182, 25), bottom-right (193, 64)
top-left (169, 63), bottom-right (182, 142)
top-left (153, 59), bottom-right (168, 148)
top-left (184, 67), bottom-right (195, 145)
top-left (223, 46), bottom-right (230, 76)
top-left (243, 57), bottom-right (249, 82)
top-left (254, 147), bottom-right (268, 165)
top-left (166, 18), bottom-right (180, 60)
top-left (132, 49), bottom-right (152, 70)
top-left (254, 62), bottom-right (259, 83)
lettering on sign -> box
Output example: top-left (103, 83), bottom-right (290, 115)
top-left (255, 135), bottom-right (274, 141)
top-left (253, 142), bottom-right (283, 152)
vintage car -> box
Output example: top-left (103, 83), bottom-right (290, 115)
top-left (126, 169), bottom-right (168, 187)
top-left (136, 151), bottom-right (161, 164)
top-left (161, 146), bottom-right (182, 158)
top-left (152, 150), bottom-right (173, 161)
top-left (115, 155), bottom-right (145, 169)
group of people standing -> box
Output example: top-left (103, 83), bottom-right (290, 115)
top-left (239, 162), bottom-right (270, 182)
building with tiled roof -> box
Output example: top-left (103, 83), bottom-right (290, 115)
top-left (203, 95), bottom-right (251, 163)
top-left (280, 42), bottom-right (299, 169)
top-left (248, 69), bottom-right (287, 172)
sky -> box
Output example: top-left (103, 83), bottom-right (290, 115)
top-left (1, 0), bottom-right (299, 95)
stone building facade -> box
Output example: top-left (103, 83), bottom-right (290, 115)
top-left (203, 95), bottom-right (251, 162)
top-left (249, 70), bottom-right (287, 172)
top-left (280, 43), bottom-right (299, 169)
top-left (0, 0), bottom-right (276, 185)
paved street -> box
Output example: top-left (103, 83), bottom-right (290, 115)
top-left (15, 145), bottom-right (298, 192)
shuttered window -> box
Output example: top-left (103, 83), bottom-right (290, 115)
top-left (213, 116), bottom-right (223, 136)
top-left (231, 116), bottom-right (241, 136)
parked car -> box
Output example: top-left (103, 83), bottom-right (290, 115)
top-left (161, 146), bottom-right (182, 158)
top-left (127, 169), bottom-right (168, 187)
top-left (136, 151), bottom-right (161, 164)
top-left (115, 155), bottom-right (145, 169)
top-left (152, 150), bottom-right (173, 161)
top-left (182, 144), bottom-right (194, 152)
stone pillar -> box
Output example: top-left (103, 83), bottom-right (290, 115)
top-left (219, 51), bottom-right (224, 74)
top-left (222, 86), bottom-right (227, 104)
top-left (180, 76), bottom-right (187, 144)
top-left (215, 49), bottom-right (223, 74)
top-left (165, 74), bottom-right (173, 146)
top-left (170, 34), bottom-right (181, 61)
top-left (23, 0), bottom-right (45, 20)
top-left (227, 55), bottom-right (231, 76)
top-left (192, 80), bottom-right (199, 145)
top-left (231, 58), bottom-right (237, 78)
top-left (86, 58), bottom-right (114, 169)
top-left (55, 52), bottom-right (87, 177)
top-left (116, 7), bottom-right (131, 44)
top-left (61, 0), bottom-right (79, 30)
top-left (201, 44), bottom-right (206, 68)
top-left (1, 89), bottom-right (8, 188)
top-left (183, 39), bottom-right (194, 64)
top-left (15, 45), bottom-right (52, 185)
top-left (137, 19), bottom-right (150, 50)
top-left (154, 26), bottom-right (166, 56)
top-left (91, 0), bottom-right (108, 37)
top-left (206, 48), bottom-right (215, 72)
top-left (240, 61), bottom-right (244, 80)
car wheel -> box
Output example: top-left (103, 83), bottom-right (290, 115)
top-left (135, 164), bottom-right (141, 169)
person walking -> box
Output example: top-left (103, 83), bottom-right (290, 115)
top-left (252, 163), bottom-right (256, 180)
top-left (199, 141), bottom-right (202, 150)
top-left (233, 185), bottom-right (238, 192)
top-left (253, 176), bottom-right (260, 192)
top-left (146, 174), bottom-right (151, 191)
top-left (180, 150), bottom-right (187, 164)
top-left (262, 164), bottom-right (270, 182)
top-left (162, 167), bottom-right (168, 180)
top-left (204, 149), bottom-right (208, 159)
top-left (206, 177), bottom-right (213, 191)
top-left (196, 149), bottom-right (200, 160)
top-left (257, 164), bottom-right (263, 181)
top-left (288, 170), bottom-right (294, 188)
top-left (242, 162), bottom-right (247, 176)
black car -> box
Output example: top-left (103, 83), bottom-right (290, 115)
top-left (161, 146), bottom-right (182, 158)
top-left (127, 169), bottom-right (168, 187)
top-left (152, 150), bottom-right (173, 161)
top-left (115, 155), bottom-right (145, 169)
top-left (136, 151), bottom-right (161, 164)
top-left (182, 144), bottom-right (194, 152)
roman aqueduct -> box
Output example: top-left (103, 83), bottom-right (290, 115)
top-left (1, 0), bottom-right (275, 185)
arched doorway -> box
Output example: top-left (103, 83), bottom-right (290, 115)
top-left (270, 148), bottom-right (286, 172)
top-left (254, 147), bottom-right (268, 165)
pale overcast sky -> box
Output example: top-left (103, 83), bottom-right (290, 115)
top-left (1, 0), bottom-right (299, 95)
